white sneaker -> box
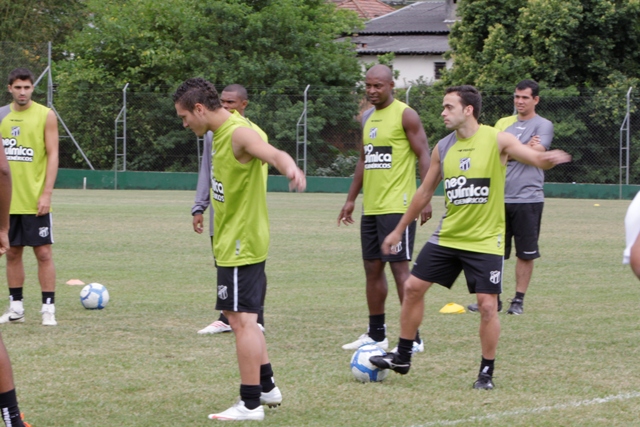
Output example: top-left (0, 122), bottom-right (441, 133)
top-left (198, 320), bottom-right (232, 335)
top-left (208, 400), bottom-right (265, 421)
top-left (260, 386), bottom-right (282, 407)
top-left (41, 305), bottom-right (57, 326)
top-left (391, 339), bottom-right (425, 354)
top-left (342, 333), bottom-right (388, 350)
top-left (0, 307), bottom-right (24, 324)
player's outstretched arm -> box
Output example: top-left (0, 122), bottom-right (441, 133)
top-left (233, 127), bottom-right (306, 192)
top-left (0, 135), bottom-right (11, 256)
top-left (403, 108), bottom-right (433, 224)
top-left (338, 146), bottom-right (364, 226)
top-left (38, 110), bottom-right (59, 216)
top-left (498, 132), bottom-right (570, 169)
top-left (381, 146), bottom-right (442, 255)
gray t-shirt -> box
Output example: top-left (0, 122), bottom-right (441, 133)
top-left (496, 114), bottom-right (554, 203)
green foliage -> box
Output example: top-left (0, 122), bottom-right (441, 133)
top-left (0, 0), bottom-right (87, 48)
top-left (314, 150), bottom-right (359, 177)
top-left (445, 0), bottom-right (640, 89)
top-left (50, 0), bottom-right (364, 171)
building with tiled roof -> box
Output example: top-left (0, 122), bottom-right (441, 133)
top-left (335, 0), bottom-right (395, 20)
top-left (342, 0), bottom-right (457, 87)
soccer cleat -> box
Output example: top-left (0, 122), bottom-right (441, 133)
top-left (41, 310), bottom-right (57, 326)
top-left (260, 386), bottom-right (282, 408)
top-left (473, 373), bottom-right (495, 390)
top-left (342, 333), bottom-right (388, 351)
top-left (208, 400), bottom-right (265, 421)
top-left (467, 299), bottom-right (503, 313)
top-left (258, 324), bottom-right (265, 334)
top-left (507, 298), bottom-right (524, 315)
top-left (198, 320), bottom-right (232, 335)
top-left (369, 351), bottom-right (411, 375)
top-left (0, 307), bottom-right (24, 324)
top-left (391, 338), bottom-right (425, 354)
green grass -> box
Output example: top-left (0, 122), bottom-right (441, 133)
top-left (2, 190), bottom-right (639, 426)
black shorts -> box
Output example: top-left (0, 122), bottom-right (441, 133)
top-left (215, 261), bottom-right (267, 314)
top-left (361, 214), bottom-right (416, 262)
top-left (505, 202), bottom-right (543, 260)
top-left (9, 214), bottom-right (54, 247)
top-left (411, 243), bottom-right (503, 294)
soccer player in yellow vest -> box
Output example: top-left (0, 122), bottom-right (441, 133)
top-left (193, 84), bottom-right (268, 335)
top-left (0, 68), bottom-right (59, 327)
top-left (0, 127), bottom-right (31, 427)
top-left (339, 64), bottom-right (431, 353)
top-left (370, 85), bottom-right (570, 390)
top-left (174, 78), bottom-right (305, 421)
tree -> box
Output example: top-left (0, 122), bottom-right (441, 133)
top-left (52, 0), bottom-right (364, 171)
top-left (0, 0), bottom-right (87, 47)
top-left (443, 0), bottom-right (640, 89)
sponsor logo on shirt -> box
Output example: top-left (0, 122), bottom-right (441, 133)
top-left (444, 175), bottom-right (490, 206)
top-left (211, 176), bottom-right (225, 202)
top-left (364, 144), bottom-right (392, 170)
top-left (2, 137), bottom-right (34, 162)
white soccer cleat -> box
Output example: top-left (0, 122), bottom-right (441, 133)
top-left (41, 305), bottom-right (57, 326)
top-left (198, 320), bottom-right (232, 335)
top-left (342, 333), bottom-right (388, 351)
top-left (208, 400), bottom-right (265, 421)
top-left (260, 386), bottom-right (282, 408)
top-left (0, 307), bottom-right (24, 324)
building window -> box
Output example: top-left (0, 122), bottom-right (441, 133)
top-left (434, 62), bottom-right (446, 80)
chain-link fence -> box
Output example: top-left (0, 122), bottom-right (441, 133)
top-left (0, 41), bottom-right (639, 183)
top-left (47, 85), bottom-right (640, 185)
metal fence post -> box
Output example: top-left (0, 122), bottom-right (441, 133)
top-left (620, 87), bottom-right (632, 198)
top-left (296, 85), bottom-right (310, 175)
top-left (115, 83), bottom-right (129, 189)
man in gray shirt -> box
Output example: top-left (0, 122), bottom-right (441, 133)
top-left (468, 79), bottom-right (554, 315)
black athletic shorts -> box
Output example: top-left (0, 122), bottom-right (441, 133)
top-left (411, 242), bottom-right (503, 295)
top-left (505, 202), bottom-right (543, 260)
top-left (9, 214), bottom-right (54, 247)
top-left (215, 261), bottom-right (266, 314)
top-left (361, 214), bottom-right (416, 262)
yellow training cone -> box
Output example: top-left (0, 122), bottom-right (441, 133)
top-left (439, 302), bottom-right (466, 314)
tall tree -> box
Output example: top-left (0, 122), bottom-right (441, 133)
top-left (443, 0), bottom-right (640, 89)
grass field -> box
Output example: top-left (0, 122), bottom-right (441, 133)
top-left (2, 189), bottom-right (638, 426)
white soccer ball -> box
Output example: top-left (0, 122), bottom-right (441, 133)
top-left (350, 345), bottom-right (389, 383)
top-left (80, 283), bottom-right (110, 310)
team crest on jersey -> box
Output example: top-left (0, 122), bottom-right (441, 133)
top-left (364, 144), bottom-right (392, 170)
top-left (10, 127), bottom-right (19, 137)
top-left (489, 270), bottom-right (501, 284)
top-left (218, 285), bottom-right (228, 300)
top-left (459, 157), bottom-right (471, 171)
top-left (38, 227), bottom-right (49, 238)
top-left (369, 127), bottom-right (378, 139)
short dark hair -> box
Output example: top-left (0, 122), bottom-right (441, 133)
top-left (445, 85), bottom-right (482, 120)
top-left (172, 78), bottom-right (222, 112)
top-left (222, 84), bottom-right (248, 101)
top-left (8, 68), bottom-right (35, 85)
top-left (516, 79), bottom-right (539, 97)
